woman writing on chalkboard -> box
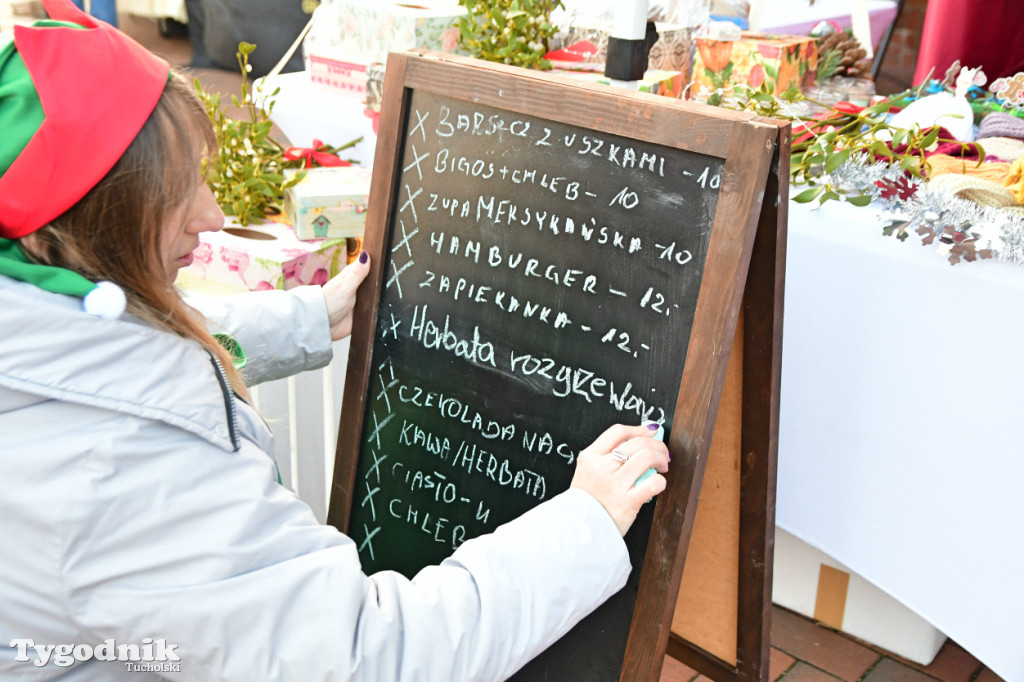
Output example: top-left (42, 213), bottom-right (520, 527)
top-left (0, 3), bottom-right (671, 680)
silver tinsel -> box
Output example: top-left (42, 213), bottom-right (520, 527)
top-left (824, 153), bottom-right (1024, 265)
top-left (690, 82), bottom-right (1024, 265)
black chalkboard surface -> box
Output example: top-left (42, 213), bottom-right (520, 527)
top-left (329, 51), bottom-right (781, 682)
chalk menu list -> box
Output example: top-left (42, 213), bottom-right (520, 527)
top-left (347, 89), bottom-right (723, 679)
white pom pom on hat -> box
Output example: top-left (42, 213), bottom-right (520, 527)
top-left (82, 280), bottom-right (126, 319)
top-left (0, 238), bottom-right (127, 319)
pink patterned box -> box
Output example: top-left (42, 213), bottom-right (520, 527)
top-left (303, 1), bottom-right (464, 97)
top-left (174, 219), bottom-right (347, 297)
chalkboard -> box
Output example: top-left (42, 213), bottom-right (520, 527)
top-left (329, 51), bottom-right (781, 682)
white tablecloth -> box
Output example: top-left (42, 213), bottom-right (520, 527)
top-left (778, 200), bottom-right (1024, 682)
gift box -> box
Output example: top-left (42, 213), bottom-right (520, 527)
top-left (307, 56), bottom-right (369, 96)
top-left (556, 22), bottom-right (698, 85)
top-left (304, 0), bottom-right (464, 97)
top-left (284, 167), bottom-right (373, 240)
top-left (773, 529), bottom-right (946, 665)
top-left (174, 219), bottom-right (348, 297)
top-left (551, 68), bottom-right (685, 99)
top-left (691, 32), bottom-right (818, 100)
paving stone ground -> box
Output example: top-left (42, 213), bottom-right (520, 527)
top-left (660, 606), bottom-right (1005, 682)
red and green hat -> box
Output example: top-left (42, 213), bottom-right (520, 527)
top-left (0, 0), bottom-right (170, 238)
top-left (0, 0), bottom-right (170, 318)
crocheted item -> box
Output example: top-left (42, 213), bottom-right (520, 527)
top-left (927, 154), bottom-right (1011, 184)
top-left (977, 112), bottom-right (1024, 141)
top-left (976, 136), bottom-right (1024, 162)
top-left (928, 173), bottom-right (1016, 207)
top-left (1006, 157), bottom-right (1024, 204)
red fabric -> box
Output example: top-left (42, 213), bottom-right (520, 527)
top-left (544, 41), bottom-right (600, 63)
top-left (887, 126), bottom-right (985, 160)
top-left (283, 139), bottom-right (350, 169)
top-left (913, 0), bottom-right (1024, 86)
top-left (0, 0), bottom-right (169, 238)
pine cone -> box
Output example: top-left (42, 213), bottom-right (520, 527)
top-left (845, 57), bottom-right (874, 79)
top-left (816, 30), bottom-right (874, 80)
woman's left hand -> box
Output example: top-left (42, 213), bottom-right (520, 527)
top-left (322, 251), bottom-right (371, 341)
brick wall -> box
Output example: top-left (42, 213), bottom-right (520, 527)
top-left (875, 0), bottom-right (928, 94)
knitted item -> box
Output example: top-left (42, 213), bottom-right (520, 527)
top-left (926, 154), bottom-right (1012, 184)
top-left (976, 136), bottom-right (1024, 162)
top-left (977, 112), bottom-right (1024, 141)
top-left (1006, 157), bottom-right (1024, 204)
top-left (928, 173), bottom-right (1016, 207)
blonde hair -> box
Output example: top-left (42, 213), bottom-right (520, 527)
top-left (20, 71), bottom-right (248, 397)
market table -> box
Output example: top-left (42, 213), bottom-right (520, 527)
top-left (778, 200), bottom-right (1024, 682)
top-left (258, 70), bottom-right (1024, 680)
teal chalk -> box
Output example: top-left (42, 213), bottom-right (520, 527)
top-left (634, 468), bottom-right (657, 486)
top-left (635, 421), bottom-right (664, 487)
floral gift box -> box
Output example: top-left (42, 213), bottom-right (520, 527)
top-left (692, 33), bottom-right (818, 100)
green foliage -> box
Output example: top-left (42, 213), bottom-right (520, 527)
top-left (815, 46), bottom-right (842, 82)
top-left (194, 43), bottom-right (360, 225)
top-left (457, 0), bottom-right (565, 70)
top-left (194, 43), bottom-right (302, 225)
top-left (709, 85), bottom-right (981, 208)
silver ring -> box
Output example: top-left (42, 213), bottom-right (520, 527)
top-left (610, 448), bottom-right (630, 463)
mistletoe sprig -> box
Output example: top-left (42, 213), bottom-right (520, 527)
top-left (705, 83), bottom-right (982, 208)
top-left (457, 0), bottom-right (564, 70)
top-left (195, 42), bottom-right (360, 225)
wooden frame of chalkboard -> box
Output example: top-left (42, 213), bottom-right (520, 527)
top-left (328, 50), bottom-right (784, 682)
top-left (666, 119), bottom-right (788, 682)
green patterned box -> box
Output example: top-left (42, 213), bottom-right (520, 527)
top-left (284, 167), bottom-right (373, 241)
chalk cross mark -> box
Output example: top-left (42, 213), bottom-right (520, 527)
top-left (359, 524), bottom-right (381, 561)
top-left (409, 108), bottom-right (429, 142)
top-left (404, 145), bottom-right (430, 182)
top-left (400, 185), bottom-right (421, 223)
top-left (386, 259), bottom-right (413, 298)
top-left (368, 450), bottom-right (388, 484)
top-left (393, 219), bottom-right (419, 260)
top-left (361, 480), bottom-right (380, 522)
top-left (369, 410), bottom-right (394, 450)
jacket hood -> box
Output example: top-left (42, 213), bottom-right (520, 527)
top-left (0, 274), bottom-right (236, 451)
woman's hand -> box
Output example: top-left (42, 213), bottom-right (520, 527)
top-left (570, 423), bottom-right (670, 536)
top-left (322, 251), bottom-right (371, 341)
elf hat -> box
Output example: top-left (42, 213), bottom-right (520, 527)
top-left (0, 0), bottom-right (171, 239)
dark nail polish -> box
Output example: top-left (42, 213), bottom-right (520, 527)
top-left (646, 422), bottom-right (660, 431)
top-left (358, 250), bottom-right (368, 264)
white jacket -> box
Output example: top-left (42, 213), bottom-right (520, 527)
top-left (0, 274), bottom-right (630, 681)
